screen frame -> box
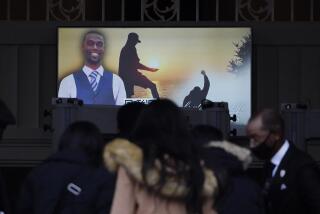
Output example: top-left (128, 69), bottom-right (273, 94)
top-left (56, 23), bottom-right (252, 120)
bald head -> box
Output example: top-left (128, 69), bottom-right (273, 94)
top-left (247, 109), bottom-right (285, 157)
top-left (247, 115), bottom-right (263, 131)
top-left (248, 109), bottom-right (284, 137)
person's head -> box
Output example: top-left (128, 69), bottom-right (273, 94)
top-left (0, 100), bottom-right (15, 140)
top-left (192, 125), bottom-right (223, 147)
top-left (126, 32), bottom-right (141, 46)
top-left (117, 102), bottom-right (145, 138)
top-left (59, 121), bottom-right (104, 166)
top-left (132, 99), bottom-right (191, 157)
top-left (191, 125), bottom-right (237, 210)
top-left (82, 31), bottom-right (106, 68)
top-left (132, 99), bottom-right (204, 214)
top-left (189, 86), bottom-right (201, 98)
top-left (246, 109), bottom-right (285, 160)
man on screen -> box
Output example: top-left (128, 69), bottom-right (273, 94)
top-left (119, 32), bottom-right (160, 98)
top-left (58, 31), bottom-right (126, 105)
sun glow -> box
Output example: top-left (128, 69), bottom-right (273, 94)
top-left (148, 59), bottom-right (160, 69)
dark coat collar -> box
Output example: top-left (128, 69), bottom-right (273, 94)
top-left (46, 149), bottom-right (91, 165)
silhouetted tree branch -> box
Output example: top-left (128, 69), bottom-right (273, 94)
top-left (227, 34), bottom-right (252, 73)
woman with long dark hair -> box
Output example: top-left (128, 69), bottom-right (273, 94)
top-left (104, 99), bottom-right (218, 214)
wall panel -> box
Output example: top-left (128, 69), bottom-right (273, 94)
top-left (300, 47), bottom-right (320, 108)
top-left (255, 46), bottom-right (278, 111)
top-left (0, 46), bottom-right (18, 122)
top-left (39, 45), bottom-right (56, 127)
top-left (278, 47), bottom-right (300, 105)
top-left (18, 46), bottom-right (40, 128)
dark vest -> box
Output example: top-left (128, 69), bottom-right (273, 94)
top-left (73, 70), bottom-right (115, 105)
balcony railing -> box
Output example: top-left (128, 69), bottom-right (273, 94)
top-left (0, 0), bottom-right (318, 22)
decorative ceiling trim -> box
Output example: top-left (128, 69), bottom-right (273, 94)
top-left (238, 0), bottom-right (273, 21)
top-left (143, 0), bottom-right (179, 21)
top-left (48, 0), bottom-right (85, 21)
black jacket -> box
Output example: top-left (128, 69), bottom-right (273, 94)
top-left (201, 144), bottom-right (265, 214)
top-left (16, 149), bottom-right (115, 214)
top-left (265, 143), bottom-right (320, 214)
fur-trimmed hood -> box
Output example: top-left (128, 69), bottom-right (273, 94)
top-left (103, 138), bottom-right (251, 200)
top-left (205, 141), bottom-right (252, 170)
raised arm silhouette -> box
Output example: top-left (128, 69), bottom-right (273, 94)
top-left (183, 70), bottom-right (210, 108)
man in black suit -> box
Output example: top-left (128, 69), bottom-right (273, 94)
top-left (246, 109), bottom-right (320, 214)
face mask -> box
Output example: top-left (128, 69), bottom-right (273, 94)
top-left (250, 134), bottom-right (274, 160)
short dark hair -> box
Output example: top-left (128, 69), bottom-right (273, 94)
top-left (82, 30), bottom-right (106, 45)
top-left (58, 121), bottom-right (104, 166)
top-left (117, 102), bottom-right (145, 138)
top-left (192, 125), bottom-right (223, 146)
top-left (251, 109), bottom-right (285, 136)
